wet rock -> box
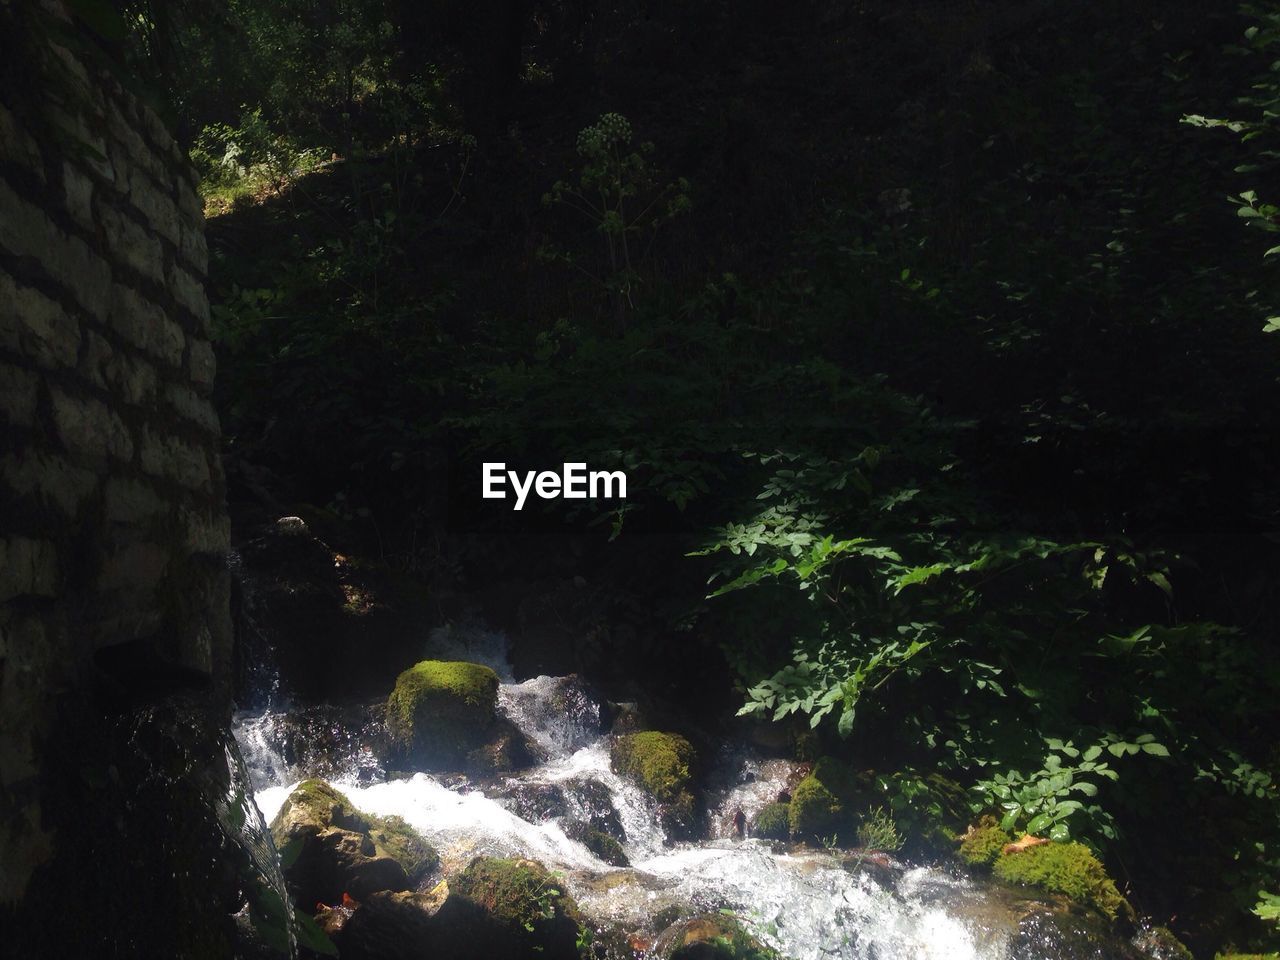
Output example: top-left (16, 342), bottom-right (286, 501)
top-left (789, 756), bottom-right (860, 842)
top-left (328, 889), bottom-right (444, 960)
top-left (270, 779), bottom-right (438, 907)
top-left (1009, 908), bottom-right (1143, 960)
top-left (1130, 926), bottom-right (1194, 960)
top-left (958, 815), bottom-right (1013, 867)
top-left (611, 731), bottom-right (702, 841)
top-left (326, 858), bottom-right (587, 959)
top-left (437, 857), bottom-right (584, 959)
top-left (384, 659), bottom-right (500, 769)
top-left (654, 913), bottom-right (780, 960)
top-left (751, 802), bottom-right (791, 840)
top-left (500, 674), bottom-right (610, 754)
top-left (993, 841), bottom-right (1134, 925)
top-left (466, 716), bottom-right (537, 774)
top-left (494, 781), bottom-right (571, 822)
top-left (565, 820), bottom-right (631, 866)
top-left (564, 776), bottom-right (627, 841)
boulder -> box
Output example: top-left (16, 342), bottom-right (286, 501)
top-left (750, 802), bottom-right (791, 841)
top-left (611, 731), bottom-right (701, 840)
top-left (270, 779), bottom-right (437, 908)
top-left (654, 914), bottom-right (779, 960)
top-left (788, 756), bottom-right (860, 842)
top-left (564, 820), bottom-right (630, 866)
top-left (993, 840), bottom-right (1135, 925)
top-left (563, 776), bottom-right (626, 841)
top-left (331, 858), bottom-right (586, 960)
top-left (494, 781), bottom-right (570, 822)
top-left (384, 660), bottom-right (500, 769)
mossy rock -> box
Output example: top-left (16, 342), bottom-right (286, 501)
top-left (611, 731), bottom-right (701, 840)
top-left (957, 816), bottom-right (1012, 868)
top-left (367, 814), bottom-right (439, 885)
top-left (656, 914), bottom-right (780, 960)
top-left (611, 731), bottom-right (695, 803)
top-left (565, 820), bottom-right (630, 866)
top-left (752, 802), bottom-right (792, 841)
top-left (1132, 925), bottom-right (1194, 960)
top-left (444, 857), bottom-right (583, 959)
top-left (788, 757), bottom-right (860, 841)
top-left (270, 779), bottom-right (437, 905)
top-left (271, 778), bottom-right (372, 839)
top-left (385, 660), bottom-right (500, 769)
top-left (992, 840), bottom-right (1134, 924)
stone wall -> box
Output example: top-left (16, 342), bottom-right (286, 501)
top-left (0, 13), bottom-right (230, 903)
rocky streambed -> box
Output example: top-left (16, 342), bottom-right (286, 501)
top-left (230, 623), bottom-right (1189, 960)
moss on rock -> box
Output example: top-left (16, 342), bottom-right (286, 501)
top-left (385, 660), bottom-right (500, 769)
top-left (788, 757), bottom-right (860, 841)
top-left (611, 731), bottom-right (701, 839)
top-left (565, 821), bottom-right (630, 866)
top-left (610, 731), bottom-right (695, 802)
top-left (752, 802), bottom-right (792, 840)
top-left (447, 857), bottom-right (582, 958)
top-left (272, 778), bottom-right (372, 838)
top-left (657, 914), bottom-right (780, 960)
top-left (366, 814), bottom-right (439, 885)
top-left (270, 779), bottom-right (438, 904)
top-left (957, 816), bottom-right (1012, 868)
top-left (992, 840), bottom-right (1134, 924)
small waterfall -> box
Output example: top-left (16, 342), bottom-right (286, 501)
top-left (233, 629), bottom-right (1154, 960)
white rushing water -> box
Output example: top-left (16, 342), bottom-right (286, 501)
top-left (233, 625), bottom-right (1124, 960)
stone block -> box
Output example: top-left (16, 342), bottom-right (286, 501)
top-left (62, 162), bottom-right (94, 228)
top-left (82, 331), bottom-right (159, 405)
top-left (103, 476), bottom-right (167, 524)
top-left (163, 382), bottom-right (220, 435)
top-left (0, 271), bottom-right (81, 369)
top-left (139, 426), bottom-right (211, 490)
top-left (127, 166), bottom-right (181, 245)
top-left (0, 537), bottom-right (58, 602)
top-left (0, 103), bottom-right (44, 179)
top-left (0, 362), bottom-right (38, 427)
top-left (179, 223), bottom-right (208, 276)
top-left (0, 452), bottom-right (98, 517)
top-left (50, 388), bottom-right (133, 461)
top-left (97, 203), bottom-right (163, 284)
top-left (0, 180), bottom-right (110, 319)
top-left (96, 540), bottom-right (168, 594)
top-left (187, 338), bottom-right (216, 386)
top-left (108, 284), bottom-right (184, 368)
top-left (180, 507), bottom-right (231, 554)
top-left (166, 261), bottom-right (210, 329)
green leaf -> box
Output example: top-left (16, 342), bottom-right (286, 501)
top-left (1141, 742), bottom-right (1171, 757)
top-left (1026, 813), bottom-right (1053, 834)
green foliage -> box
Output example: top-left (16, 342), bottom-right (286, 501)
top-left (542, 113), bottom-right (690, 326)
top-left (855, 806), bottom-right (904, 853)
top-left (972, 740), bottom-right (1123, 845)
top-left (992, 842), bottom-right (1133, 924)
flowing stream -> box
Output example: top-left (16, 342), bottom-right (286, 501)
top-left (232, 627), bottom-right (1146, 960)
